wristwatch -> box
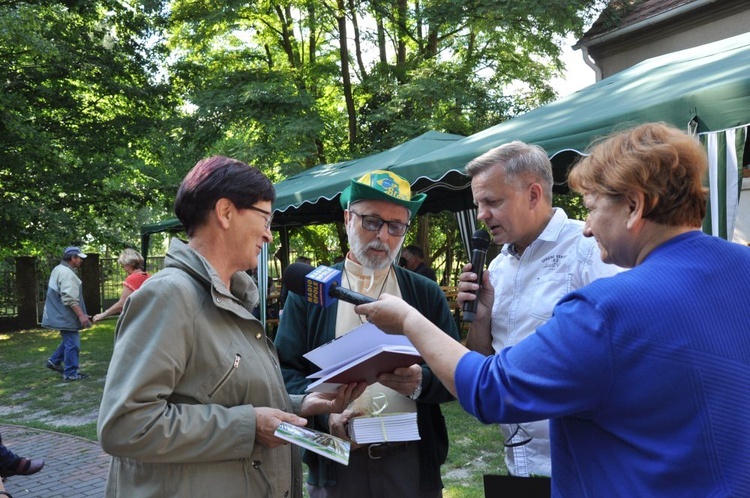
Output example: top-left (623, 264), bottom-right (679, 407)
top-left (408, 384), bottom-right (422, 400)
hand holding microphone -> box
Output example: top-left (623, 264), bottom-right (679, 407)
top-left (282, 262), bottom-right (375, 307)
top-left (461, 230), bottom-right (491, 322)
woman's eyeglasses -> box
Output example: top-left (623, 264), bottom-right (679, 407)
top-left (246, 206), bottom-right (274, 230)
top-left (350, 210), bottom-right (409, 237)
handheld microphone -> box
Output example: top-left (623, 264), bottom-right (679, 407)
top-left (462, 230), bottom-right (491, 322)
top-left (283, 262), bottom-right (376, 308)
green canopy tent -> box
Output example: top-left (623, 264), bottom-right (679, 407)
top-left (140, 131), bottom-right (464, 248)
top-left (139, 131), bottom-right (466, 259)
top-left (138, 131), bottom-right (466, 323)
top-left (271, 130), bottom-right (466, 227)
top-left (141, 33), bottom-right (750, 321)
top-left (267, 33), bottom-right (750, 250)
top-left (140, 218), bottom-right (183, 263)
top-left (392, 33), bottom-right (750, 239)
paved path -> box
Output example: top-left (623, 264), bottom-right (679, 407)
top-left (1, 424), bottom-right (109, 497)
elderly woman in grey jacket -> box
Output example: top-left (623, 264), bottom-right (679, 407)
top-left (97, 156), bottom-right (364, 498)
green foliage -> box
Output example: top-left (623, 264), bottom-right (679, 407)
top-left (403, 212), bottom-right (467, 285)
top-left (554, 191), bottom-right (588, 221)
top-left (165, 0), bottom-right (601, 162)
top-left (286, 224), bottom-right (344, 265)
top-left (0, 1), bottom-right (177, 256)
top-left (1, 0), bottom-right (603, 259)
top-left (596, 0), bottom-right (646, 31)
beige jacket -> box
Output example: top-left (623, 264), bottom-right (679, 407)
top-left (98, 238), bottom-right (303, 497)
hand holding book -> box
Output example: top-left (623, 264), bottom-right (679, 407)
top-left (274, 422), bottom-right (351, 465)
top-left (303, 322), bottom-right (422, 393)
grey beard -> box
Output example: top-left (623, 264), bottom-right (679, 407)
top-left (350, 238), bottom-right (397, 270)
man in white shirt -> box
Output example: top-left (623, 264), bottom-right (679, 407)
top-left (460, 142), bottom-right (623, 478)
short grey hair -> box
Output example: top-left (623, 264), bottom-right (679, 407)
top-left (465, 141), bottom-right (553, 203)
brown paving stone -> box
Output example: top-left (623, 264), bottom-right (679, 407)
top-left (1, 424), bottom-right (109, 497)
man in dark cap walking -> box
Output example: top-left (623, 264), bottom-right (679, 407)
top-left (42, 246), bottom-right (91, 381)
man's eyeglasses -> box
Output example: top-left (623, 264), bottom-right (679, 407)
top-left (246, 206), bottom-right (274, 230)
top-left (350, 210), bottom-right (409, 237)
top-left (503, 424), bottom-right (533, 448)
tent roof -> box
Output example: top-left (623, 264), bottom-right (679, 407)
top-left (141, 32), bottom-right (750, 239)
top-left (140, 218), bottom-right (184, 259)
top-left (272, 131), bottom-right (465, 226)
top-left (395, 32), bottom-right (750, 188)
top-left (141, 218), bottom-right (183, 238)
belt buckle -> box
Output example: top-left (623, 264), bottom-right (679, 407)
top-left (367, 443), bottom-right (384, 460)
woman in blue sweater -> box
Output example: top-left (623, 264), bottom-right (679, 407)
top-left (356, 122), bottom-right (750, 497)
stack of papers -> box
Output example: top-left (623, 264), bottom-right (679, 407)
top-left (304, 322), bottom-right (422, 393)
top-left (347, 412), bottom-right (420, 444)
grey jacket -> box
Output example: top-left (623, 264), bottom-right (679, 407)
top-left (41, 262), bottom-right (87, 331)
top-left (98, 238), bottom-right (304, 497)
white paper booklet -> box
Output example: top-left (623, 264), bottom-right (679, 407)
top-left (303, 322), bottom-right (422, 393)
top-left (274, 421), bottom-right (350, 465)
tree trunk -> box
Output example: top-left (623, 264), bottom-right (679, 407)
top-left (307, 3), bottom-right (317, 65)
top-left (348, 0), bottom-right (368, 78)
top-left (396, 0), bottom-right (407, 82)
top-left (376, 13), bottom-right (387, 63)
top-left (336, 0), bottom-right (357, 150)
top-left (274, 5), bottom-right (300, 68)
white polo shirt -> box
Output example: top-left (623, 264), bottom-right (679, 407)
top-left (488, 207), bottom-right (623, 477)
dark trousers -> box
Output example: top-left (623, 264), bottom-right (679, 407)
top-left (0, 434), bottom-right (20, 471)
top-left (307, 443), bottom-right (442, 498)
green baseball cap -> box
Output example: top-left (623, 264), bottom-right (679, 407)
top-left (340, 170), bottom-right (426, 220)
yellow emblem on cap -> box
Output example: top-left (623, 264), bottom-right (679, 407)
top-left (356, 171), bottom-right (411, 201)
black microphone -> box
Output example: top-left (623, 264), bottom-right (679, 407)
top-left (283, 262), bottom-right (376, 308)
top-left (462, 230), bottom-right (491, 322)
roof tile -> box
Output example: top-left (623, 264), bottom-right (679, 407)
top-left (581, 0), bottom-right (697, 42)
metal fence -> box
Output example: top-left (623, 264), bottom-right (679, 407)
top-left (99, 256), bottom-right (165, 307)
top-left (0, 256), bottom-right (166, 320)
top-left (0, 258), bottom-right (14, 317)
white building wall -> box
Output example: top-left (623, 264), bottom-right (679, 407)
top-left (597, 11), bottom-right (750, 78)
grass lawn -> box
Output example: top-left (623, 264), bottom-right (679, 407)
top-left (0, 323), bottom-right (507, 496)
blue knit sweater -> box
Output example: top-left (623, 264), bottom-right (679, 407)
top-left (456, 231), bottom-right (750, 497)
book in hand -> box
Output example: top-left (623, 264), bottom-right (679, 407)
top-left (303, 322), bottom-right (422, 393)
top-left (274, 421), bottom-right (350, 465)
top-left (347, 412), bottom-right (421, 444)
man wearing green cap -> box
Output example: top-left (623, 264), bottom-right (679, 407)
top-left (275, 170), bottom-right (460, 497)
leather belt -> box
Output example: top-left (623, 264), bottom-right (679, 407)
top-left (360, 442), bottom-right (412, 460)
